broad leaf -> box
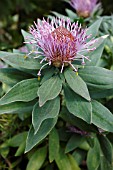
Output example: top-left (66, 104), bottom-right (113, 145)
top-left (0, 68), bottom-right (30, 86)
top-left (21, 29), bottom-right (33, 51)
top-left (64, 69), bottom-right (90, 101)
top-left (0, 100), bottom-right (36, 114)
top-left (68, 154), bottom-right (81, 170)
top-left (7, 132), bottom-right (27, 147)
top-left (79, 66), bottom-right (113, 87)
top-left (51, 11), bottom-right (68, 20)
top-left (0, 78), bottom-right (39, 105)
top-left (26, 146), bottom-right (47, 170)
top-left (86, 41), bottom-right (105, 66)
top-left (65, 134), bottom-right (84, 153)
top-left (86, 18), bottom-right (102, 39)
top-left (32, 97), bottom-right (60, 134)
top-left (0, 51), bottom-right (41, 70)
top-left (64, 85), bottom-right (92, 123)
top-left (100, 155), bottom-right (112, 170)
top-left (55, 148), bottom-right (72, 170)
top-left (25, 117), bottom-right (57, 152)
top-left (92, 100), bottom-right (113, 132)
top-left (86, 35), bottom-right (108, 51)
top-left (72, 149), bottom-right (86, 165)
top-left (49, 128), bottom-right (59, 163)
top-left (38, 75), bottom-right (62, 106)
top-left (79, 140), bottom-right (90, 151)
top-left (40, 67), bottom-right (56, 84)
top-left (15, 141), bottom-right (26, 156)
top-left (87, 138), bottom-right (100, 170)
top-left (98, 135), bottom-right (112, 164)
top-left (89, 88), bottom-right (113, 99)
top-left (87, 83), bottom-right (113, 90)
top-left (60, 107), bottom-right (97, 133)
top-left (65, 9), bottom-right (77, 20)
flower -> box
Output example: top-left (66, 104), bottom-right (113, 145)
top-left (70, 0), bottom-right (101, 18)
top-left (25, 18), bottom-right (96, 76)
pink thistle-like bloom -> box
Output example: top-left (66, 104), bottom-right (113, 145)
top-left (25, 18), bottom-right (96, 76)
top-left (70, 0), bottom-right (101, 18)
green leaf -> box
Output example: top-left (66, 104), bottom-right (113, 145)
top-left (21, 29), bottom-right (33, 51)
top-left (21, 29), bottom-right (32, 39)
top-left (25, 117), bottom-right (57, 152)
top-left (58, 127), bottom-right (71, 142)
top-left (87, 138), bottom-right (100, 170)
top-left (64, 85), bottom-right (92, 123)
top-left (89, 35), bottom-right (108, 50)
top-left (60, 107), bottom-right (97, 133)
top-left (65, 134), bottom-right (84, 153)
top-left (0, 146), bottom-right (9, 159)
top-left (7, 132), bottom-right (27, 147)
top-left (51, 11), bottom-right (68, 20)
top-left (40, 67), bottom-right (56, 84)
top-left (79, 66), bottom-right (113, 88)
top-left (64, 69), bottom-right (90, 101)
top-left (26, 146), bottom-right (47, 170)
top-left (86, 41), bottom-right (105, 66)
top-left (55, 148), bottom-right (72, 170)
top-left (79, 140), bottom-right (90, 151)
top-left (65, 9), bottom-right (77, 20)
top-left (98, 135), bottom-right (112, 164)
top-left (89, 88), bottom-right (113, 99)
top-left (87, 83), bottom-right (112, 90)
top-left (0, 100), bottom-right (36, 114)
top-left (32, 97), bottom-right (60, 134)
top-left (38, 75), bottom-right (62, 106)
top-left (86, 18), bottom-right (102, 38)
top-left (0, 78), bottom-right (39, 105)
top-left (15, 141), bottom-right (26, 156)
top-left (49, 128), bottom-right (59, 163)
top-left (72, 149), bottom-right (86, 165)
top-left (91, 100), bottom-right (113, 132)
top-left (0, 51), bottom-right (41, 70)
top-left (68, 154), bottom-right (81, 170)
top-left (100, 155), bottom-right (112, 170)
top-left (0, 68), bottom-right (31, 86)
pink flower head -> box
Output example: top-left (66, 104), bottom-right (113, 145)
top-left (25, 18), bottom-right (96, 76)
top-left (70, 0), bottom-right (101, 18)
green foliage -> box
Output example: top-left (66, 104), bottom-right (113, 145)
top-left (32, 97), bottom-right (60, 133)
top-left (86, 18), bottom-right (103, 39)
top-left (55, 148), bottom-right (76, 170)
top-left (49, 128), bottom-right (59, 162)
top-left (98, 135), bottom-right (113, 165)
top-left (38, 76), bottom-right (62, 106)
top-left (26, 146), bottom-right (47, 170)
top-left (64, 69), bottom-right (91, 101)
top-left (87, 138), bottom-right (100, 170)
top-left (0, 51), bottom-right (42, 70)
top-left (64, 84), bottom-right (92, 123)
top-left (25, 117), bottom-right (57, 152)
top-left (91, 100), bottom-right (113, 132)
top-left (0, 78), bottom-right (39, 105)
top-left (65, 134), bottom-right (84, 153)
